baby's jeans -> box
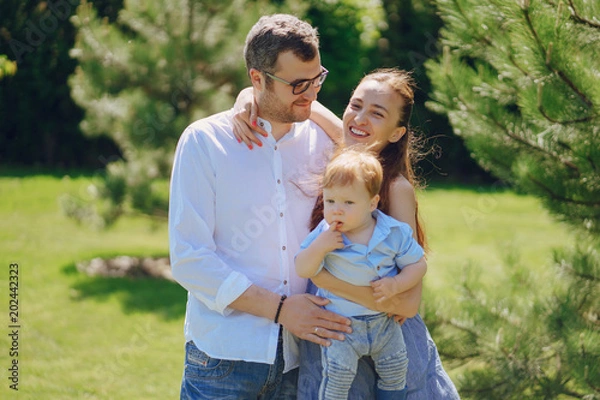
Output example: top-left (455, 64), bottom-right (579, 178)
top-left (319, 313), bottom-right (408, 400)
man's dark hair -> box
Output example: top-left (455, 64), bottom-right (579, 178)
top-left (244, 14), bottom-right (320, 74)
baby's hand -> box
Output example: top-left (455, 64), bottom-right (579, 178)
top-left (315, 222), bottom-right (344, 253)
top-left (371, 277), bottom-right (399, 303)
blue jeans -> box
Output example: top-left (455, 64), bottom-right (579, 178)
top-left (180, 333), bottom-right (298, 399)
top-left (298, 314), bottom-right (460, 400)
top-left (320, 313), bottom-right (408, 400)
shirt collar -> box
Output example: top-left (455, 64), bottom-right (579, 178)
top-left (336, 210), bottom-right (401, 249)
top-left (256, 117), bottom-right (299, 144)
top-left (256, 117), bottom-right (272, 136)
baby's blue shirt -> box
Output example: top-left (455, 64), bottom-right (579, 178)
top-left (298, 209), bottom-right (424, 316)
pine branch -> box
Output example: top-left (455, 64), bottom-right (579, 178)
top-left (187, 0), bottom-right (194, 44)
top-left (555, 139), bottom-right (600, 175)
top-left (526, 173), bottom-right (600, 207)
top-left (488, 112), bottom-right (581, 174)
top-left (453, 87), bottom-right (581, 175)
top-left (559, 261), bottom-right (600, 283)
top-left (431, 316), bottom-right (481, 360)
top-left (588, 156), bottom-right (597, 172)
top-left (567, 0), bottom-right (600, 29)
top-left (585, 376), bottom-right (600, 394)
top-left (554, 382), bottom-right (588, 399)
top-left (461, 379), bottom-right (511, 395)
top-left (450, 0), bottom-right (493, 47)
top-left (538, 103), bottom-right (595, 124)
top-left (451, 0), bottom-right (531, 77)
top-left (438, 54), bottom-right (583, 173)
top-left (545, 0), bottom-right (600, 30)
top-left (521, 5), bottom-right (593, 108)
top-left (446, 317), bottom-right (481, 341)
top-left (436, 348), bottom-right (479, 361)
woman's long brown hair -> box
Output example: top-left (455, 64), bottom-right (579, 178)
top-left (309, 68), bottom-right (428, 250)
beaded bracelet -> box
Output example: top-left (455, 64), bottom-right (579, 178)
top-left (274, 294), bottom-right (287, 324)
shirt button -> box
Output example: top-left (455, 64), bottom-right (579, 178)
top-left (279, 213), bottom-right (283, 217)
top-left (377, 266), bottom-right (381, 270)
top-left (282, 246), bottom-right (286, 251)
top-left (277, 179), bottom-right (281, 184)
top-left (274, 145), bottom-right (278, 150)
top-left (283, 280), bottom-right (288, 285)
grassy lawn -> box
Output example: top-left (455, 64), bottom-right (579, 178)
top-left (0, 171), bottom-right (577, 399)
top-left (420, 183), bottom-right (575, 294)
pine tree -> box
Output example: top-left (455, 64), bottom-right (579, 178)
top-left (64, 0), bottom-right (277, 226)
top-left (424, 1), bottom-right (599, 398)
top-left (304, 0), bottom-right (383, 115)
top-left (378, 0), bottom-right (490, 182)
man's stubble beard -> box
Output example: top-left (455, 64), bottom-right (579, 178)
top-left (260, 88), bottom-right (311, 124)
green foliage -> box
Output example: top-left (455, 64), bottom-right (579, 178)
top-left (304, 0), bottom-right (384, 115)
top-left (425, 0), bottom-right (600, 234)
top-left (0, 0), bottom-right (92, 167)
top-left (425, 0), bottom-right (600, 397)
top-left (426, 242), bottom-right (599, 399)
top-left (0, 54), bottom-right (17, 78)
top-left (377, 0), bottom-right (489, 182)
top-left (67, 0), bottom-right (278, 225)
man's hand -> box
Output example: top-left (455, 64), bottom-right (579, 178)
top-left (278, 293), bottom-right (352, 347)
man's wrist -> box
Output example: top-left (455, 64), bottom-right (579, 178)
top-left (274, 294), bottom-right (287, 324)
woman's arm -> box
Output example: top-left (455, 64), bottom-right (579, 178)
top-left (232, 87), bottom-right (268, 149)
top-left (311, 269), bottom-right (422, 318)
top-left (310, 101), bottom-right (343, 145)
top-left (310, 270), bottom-right (377, 309)
top-left (231, 87), bottom-right (343, 147)
top-left (385, 177), bottom-right (424, 316)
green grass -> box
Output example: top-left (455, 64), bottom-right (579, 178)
top-left (0, 172), bottom-right (577, 399)
top-left (419, 183), bottom-right (575, 294)
top-left (0, 171), bottom-right (182, 400)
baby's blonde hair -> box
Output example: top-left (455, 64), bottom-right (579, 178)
top-left (322, 147), bottom-right (383, 198)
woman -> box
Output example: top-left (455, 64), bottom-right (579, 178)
top-left (234, 68), bottom-right (459, 399)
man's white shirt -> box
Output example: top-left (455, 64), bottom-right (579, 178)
top-left (169, 110), bottom-right (332, 371)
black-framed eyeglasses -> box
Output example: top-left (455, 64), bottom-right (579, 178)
top-left (264, 67), bottom-right (329, 95)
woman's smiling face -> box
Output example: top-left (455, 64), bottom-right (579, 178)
top-left (342, 79), bottom-right (407, 153)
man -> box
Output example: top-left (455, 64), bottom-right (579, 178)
top-left (169, 14), bottom-right (352, 399)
